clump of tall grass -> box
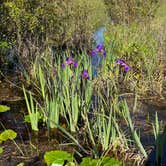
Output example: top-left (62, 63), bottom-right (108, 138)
top-left (23, 49), bottom-right (92, 133)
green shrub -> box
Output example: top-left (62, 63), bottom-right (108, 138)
top-left (104, 0), bottom-right (159, 24)
top-left (1, 0), bottom-right (107, 51)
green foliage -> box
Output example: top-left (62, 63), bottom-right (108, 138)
top-left (0, 41), bottom-right (12, 67)
top-left (44, 150), bottom-right (122, 166)
top-left (23, 50), bottom-right (92, 132)
top-left (24, 113), bottom-right (42, 124)
top-left (104, 21), bottom-right (164, 96)
top-left (16, 163), bottom-right (24, 166)
top-left (122, 101), bottom-right (147, 158)
top-left (80, 157), bottom-right (122, 166)
top-left (104, 0), bottom-right (159, 24)
top-left (0, 129), bottom-right (17, 143)
top-left (44, 150), bottom-right (73, 166)
top-left (23, 86), bottom-right (39, 131)
top-left (1, 0), bottom-right (107, 50)
top-left (0, 105), bottom-right (10, 113)
top-left (0, 147), bottom-right (3, 154)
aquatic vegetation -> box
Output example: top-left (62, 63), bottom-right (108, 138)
top-left (21, 48), bottom-right (148, 165)
top-left (0, 129), bottom-right (17, 143)
top-left (80, 157), bottom-right (122, 166)
top-left (62, 57), bottom-right (78, 69)
top-left (23, 86), bottom-right (39, 131)
top-left (0, 129), bottom-right (21, 155)
top-left (151, 112), bottom-right (166, 165)
top-left (0, 0), bottom-right (165, 165)
top-left (0, 105), bottom-right (10, 113)
top-left (22, 50), bottom-right (93, 132)
top-left (116, 58), bottom-right (130, 72)
top-left (91, 44), bottom-right (107, 57)
top-left (44, 150), bottom-right (73, 166)
top-left (122, 101), bottom-right (147, 158)
top-left (44, 150), bottom-right (122, 166)
top-left (81, 70), bottom-right (90, 80)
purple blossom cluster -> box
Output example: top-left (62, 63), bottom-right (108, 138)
top-left (61, 51), bottom-right (130, 81)
top-left (91, 44), bottom-right (107, 57)
top-left (62, 57), bottom-right (90, 80)
top-left (61, 57), bottom-right (78, 68)
top-left (80, 70), bottom-right (90, 80)
top-left (116, 58), bottom-right (130, 72)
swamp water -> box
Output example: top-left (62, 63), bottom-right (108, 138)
top-left (0, 27), bottom-right (166, 165)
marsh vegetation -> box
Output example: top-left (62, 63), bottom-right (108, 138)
top-left (0, 0), bottom-right (166, 165)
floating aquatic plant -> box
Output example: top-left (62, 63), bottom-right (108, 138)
top-left (61, 57), bottom-right (78, 68)
top-left (44, 150), bottom-right (73, 166)
top-left (116, 58), bottom-right (130, 72)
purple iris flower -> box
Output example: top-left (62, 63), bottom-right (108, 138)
top-left (61, 56), bottom-right (78, 68)
top-left (73, 61), bottom-right (78, 67)
top-left (91, 50), bottom-right (97, 57)
top-left (124, 65), bottom-right (130, 72)
top-left (91, 44), bottom-right (107, 57)
top-left (116, 58), bottom-right (130, 72)
top-left (66, 57), bottom-right (74, 65)
top-left (96, 44), bottom-right (103, 52)
top-left (62, 63), bottom-right (66, 68)
top-left (103, 51), bottom-right (107, 57)
top-left (116, 58), bottom-right (125, 65)
top-left (81, 70), bottom-right (90, 80)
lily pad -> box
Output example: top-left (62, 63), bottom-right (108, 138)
top-left (44, 150), bottom-right (73, 166)
top-left (0, 129), bottom-right (17, 143)
top-left (80, 157), bottom-right (122, 166)
top-left (0, 105), bottom-right (10, 113)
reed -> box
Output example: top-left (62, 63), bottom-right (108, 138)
top-left (23, 86), bottom-right (39, 131)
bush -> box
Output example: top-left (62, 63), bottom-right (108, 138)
top-left (104, 0), bottom-right (159, 24)
top-left (1, 0), bottom-right (107, 51)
